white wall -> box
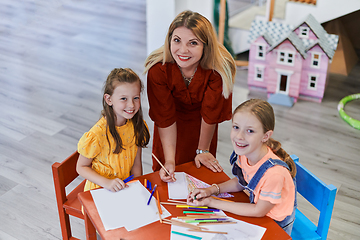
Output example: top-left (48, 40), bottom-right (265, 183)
top-left (285, 0), bottom-right (360, 25)
top-left (146, 0), bottom-right (213, 55)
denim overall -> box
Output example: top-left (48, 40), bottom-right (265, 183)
top-left (230, 151), bottom-right (297, 235)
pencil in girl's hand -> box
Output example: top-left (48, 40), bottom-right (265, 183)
top-left (152, 153), bottom-right (176, 181)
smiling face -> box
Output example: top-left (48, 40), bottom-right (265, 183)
top-left (231, 110), bottom-right (273, 165)
top-left (170, 26), bottom-right (204, 76)
top-left (104, 81), bottom-right (141, 126)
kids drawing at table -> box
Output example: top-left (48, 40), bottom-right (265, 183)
top-left (76, 68), bottom-right (150, 192)
top-left (144, 10), bottom-right (236, 182)
top-left (188, 99), bottom-right (297, 235)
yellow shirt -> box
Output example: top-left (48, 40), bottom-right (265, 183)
top-left (78, 117), bottom-right (143, 191)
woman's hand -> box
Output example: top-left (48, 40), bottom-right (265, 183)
top-left (104, 178), bottom-right (128, 192)
top-left (194, 152), bottom-right (223, 172)
top-left (159, 161), bottom-right (176, 182)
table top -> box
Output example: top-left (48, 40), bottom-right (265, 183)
top-left (78, 161), bottom-right (291, 240)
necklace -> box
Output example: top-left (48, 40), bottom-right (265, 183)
top-left (179, 66), bottom-right (197, 86)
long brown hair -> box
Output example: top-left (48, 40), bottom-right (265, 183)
top-left (102, 68), bottom-right (150, 154)
top-left (233, 99), bottom-right (296, 178)
top-left (144, 10), bottom-right (236, 98)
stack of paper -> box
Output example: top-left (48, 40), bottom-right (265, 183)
top-left (90, 180), bottom-right (171, 231)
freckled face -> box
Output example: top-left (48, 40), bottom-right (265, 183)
top-left (104, 82), bottom-right (141, 126)
top-left (170, 26), bottom-right (204, 75)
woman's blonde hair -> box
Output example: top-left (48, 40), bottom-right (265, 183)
top-left (144, 10), bottom-right (236, 98)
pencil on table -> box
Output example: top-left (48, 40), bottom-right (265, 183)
top-left (156, 189), bottom-right (162, 215)
top-left (152, 153), bottom-right (176, 181)
top-left (211, 196), bottom-right (234, 202)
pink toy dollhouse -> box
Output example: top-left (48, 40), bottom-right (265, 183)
top-left (247, 14), bottom-right (339, 106)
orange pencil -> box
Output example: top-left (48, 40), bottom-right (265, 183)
top-left (156, 189), bottom-right (162, 214)
top-left (144, 179), bottom-right (147, 188)
top-left (211, 196), bottom-right (234, 202)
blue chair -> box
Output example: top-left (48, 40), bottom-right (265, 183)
top-left (291, 155), bottom-right (337, 240)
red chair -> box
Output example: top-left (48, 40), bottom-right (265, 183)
top-left (52, 151), bottom-right (92, 239)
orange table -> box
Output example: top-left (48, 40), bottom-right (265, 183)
top-left (78, 162), bottom-right (291, 240)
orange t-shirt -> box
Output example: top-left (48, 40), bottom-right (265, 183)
top-left (237, 147), bottom-right (295, 221)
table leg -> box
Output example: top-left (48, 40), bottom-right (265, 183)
top-left (84, 211), bottom-right (97, 240)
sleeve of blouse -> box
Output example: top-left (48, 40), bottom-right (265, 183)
top-left (201, 71), bottom-right (232, 124)
top-left (77, 131), bottom-right (101, 159)
top-left (147, 64), bottom-right (177, 128)
top-left (258, 173), bottom-right (285, 205)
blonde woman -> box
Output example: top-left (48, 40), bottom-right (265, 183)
top-left (144, 10), bottom-right (236, 182)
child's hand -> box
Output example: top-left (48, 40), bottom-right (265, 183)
top-left (105, 178), bottom-right (128, 192)
top-left (187, 188), bottom-right (211, 204)
top-left (159, 162), bottom-right (176, 182)
top-left (187, 188), bottom-right (212, 206)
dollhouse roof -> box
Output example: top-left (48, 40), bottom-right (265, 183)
top-left (268, 31), bottom-right (307, 59)
top-left (248, 14), bottom-right (339, 60)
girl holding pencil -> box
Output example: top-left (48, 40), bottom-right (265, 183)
top-left (187, 99), bottom-right (297, 235)
top-left (76, 68), bottom-right (150, 192)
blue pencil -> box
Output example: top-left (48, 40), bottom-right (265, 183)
top-left (147, 184), bottom-right (157, 205)
top-left (123, 175), bottom-right (134, 183)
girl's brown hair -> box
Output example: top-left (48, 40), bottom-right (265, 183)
top-left (102, 68), bottom-right (150, 154)
top-left (233, 99), bottom-right (296, 178)
top-left (144, 10), bottom-right (236, 98)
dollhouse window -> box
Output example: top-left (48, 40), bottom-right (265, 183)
top-left (299, 27), bottom-right (309, 39)
top-left (277, 51), bottom-right (295, 66)
top-left (311, 53), bottom-right (321, 68)
top-left (256, 45), bottom-right (266, 60)
top-left (254, 65), bottom-right (264, 81)
top-left (308, 75), bottom-right (318, 90)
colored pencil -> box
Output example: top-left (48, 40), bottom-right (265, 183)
top-left (156, 189), bottom-right (162, 215)
top-left (152, 153), bottom-right (176, 181)
top-left (176, 205), bottom-right (208, 209)
top-left (197, 221), bottom-right (237, 225)
top-left (123, 175), bottom-right (134, 183)
top-left (188, 229), bottom-right (228, 234)
top-left (211, 196), bottom-right (234, 202)
top-left (162, 219), bottom-right (207, 230)
top-left (168, 199), bottom-right (188, 204)
top-left (171, 231), bottom-right (202, 240)
top-left (147, 184), bottom-right (157, 205)
top-left (144, 179), bottom-right (147, 188)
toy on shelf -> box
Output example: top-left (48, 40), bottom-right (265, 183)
top-left (247, 14), bottom-right (339, 106)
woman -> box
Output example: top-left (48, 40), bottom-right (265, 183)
top-left (144, 10), bottom-right (236, 182)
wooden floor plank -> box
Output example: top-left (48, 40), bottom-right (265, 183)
top-left (0, 0), bottom-right (359, 239)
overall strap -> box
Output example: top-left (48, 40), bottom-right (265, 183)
top-left (230, 155), bottom-right (290, 204)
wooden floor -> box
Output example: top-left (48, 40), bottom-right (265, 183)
top-left (0, 0), bottom-right (359, 239)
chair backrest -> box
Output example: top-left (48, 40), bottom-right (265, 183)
top-left (291, 155), bottom-right (337, 239)
top-left (52, 151), bottom-right (85, 240)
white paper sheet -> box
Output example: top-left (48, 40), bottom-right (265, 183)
top-left (90, 180), bottom-right (171, 231)
top-left (168, 172), bottom-right (189, 199)
top-left (170, 217), bottom-right (266, 240)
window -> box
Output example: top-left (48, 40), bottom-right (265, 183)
top-left (299, 27), bottom-right (309, 39)
top-left (254, 65), bottom-right (264, 81)
top-left (308, 75), bottom-right (318, 90)
top-left (256, 44), bottom-right (266, 60)
top-left (277, 51), bottom-right (295, 66)
top-left (311, 53), bottom-right (321, 68)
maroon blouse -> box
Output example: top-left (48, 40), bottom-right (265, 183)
top-left (147, 62), bottom-right (232, 171)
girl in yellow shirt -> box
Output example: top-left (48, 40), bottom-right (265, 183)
top-left (76, 68), bottom-right (150, 192)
